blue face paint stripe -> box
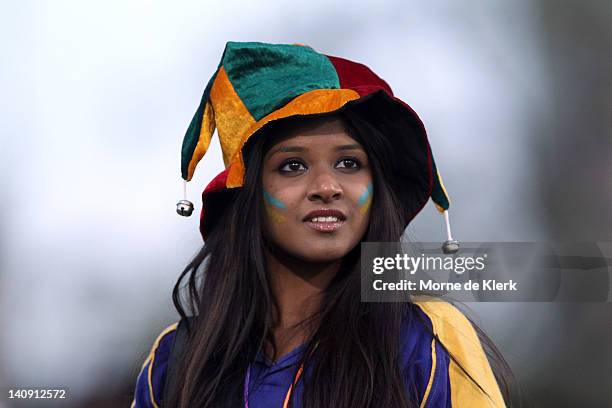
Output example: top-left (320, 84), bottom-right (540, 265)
top-left (263, 190), bottom-right (287, 209)
top-left (358, 183), bottom-right (373, 207)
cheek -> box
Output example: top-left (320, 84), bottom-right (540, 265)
top-left (263, 189), bottom-right (290, 225)
top-left (265, 206), bottom-right (286, 224)
top-left (356, 182), bottom-right (374, 215)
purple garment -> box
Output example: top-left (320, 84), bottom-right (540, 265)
top-left (132, 326), bottom-right (176, 407)
top-left (132, 307), bottom-right (452, 407)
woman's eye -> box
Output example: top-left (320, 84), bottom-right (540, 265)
top-left (335, 158), bottom-right (361, 170)
top-left (279, 160), bottom-right (307, 173)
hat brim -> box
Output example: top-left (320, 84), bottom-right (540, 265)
top-left (199, 90), bottom-right (434, 240)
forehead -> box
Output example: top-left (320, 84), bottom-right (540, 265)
top-left (268, 116), bottom-right (359, 148)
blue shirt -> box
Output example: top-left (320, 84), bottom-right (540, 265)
top-left (132, 300), bottom-right (505, 407)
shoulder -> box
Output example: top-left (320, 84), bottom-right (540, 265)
top-left (131, 322), bottom-right (179, 408)
top-left (401, 299), bottom-right (505, 407)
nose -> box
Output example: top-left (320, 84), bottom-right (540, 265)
top-left (307, 170), bottom-right (343, 203)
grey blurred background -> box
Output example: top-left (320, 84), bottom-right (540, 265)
top-left (1, 0), bottom-right (610, 407)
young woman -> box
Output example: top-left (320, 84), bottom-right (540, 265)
top-left (132, 42), bottom-right (512, 407)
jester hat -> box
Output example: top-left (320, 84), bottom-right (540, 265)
top-left (179, 42), bottom-right (455, 249)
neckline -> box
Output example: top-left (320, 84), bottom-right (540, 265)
top-left (254, 341), bottom-right (309, 368)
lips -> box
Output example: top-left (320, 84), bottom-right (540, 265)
top-left (303, 209), bottom-right (346, 222)
top-left (303, 209), bottom-right (346, 233)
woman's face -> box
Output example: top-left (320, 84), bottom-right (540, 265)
top-left (261, 117), bottom-right (373, 264)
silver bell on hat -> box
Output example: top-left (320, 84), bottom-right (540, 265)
top-left (176, 200), bottom-right (194, 217)
top-left (176, 180), bottom-right (194, 216)
top-left (442, 239), bottom-right (459, 254)
top-left (441, 210), bottom-right (460, 254)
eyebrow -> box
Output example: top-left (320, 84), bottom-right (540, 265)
top-left (268, 143), bottom-right (363, 156)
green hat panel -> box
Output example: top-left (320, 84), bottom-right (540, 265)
top-left (222, 42), bottom-right (341, 120)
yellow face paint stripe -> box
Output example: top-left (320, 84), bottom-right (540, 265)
top-left (226, 88), bottom-right (361, 188)
top-left (359, 195), bottom-right (373, 214)
top-left (265, 206), bottom-right (286, 224)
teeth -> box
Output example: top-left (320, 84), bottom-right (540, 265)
top-left (310, 216), bottom-right (339, 222)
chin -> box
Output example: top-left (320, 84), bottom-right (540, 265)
top-left (292, 241), bottom-right (354, 264)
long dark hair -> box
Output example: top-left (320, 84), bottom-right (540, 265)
top-left (167, 110), bottom-right (514, 407)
